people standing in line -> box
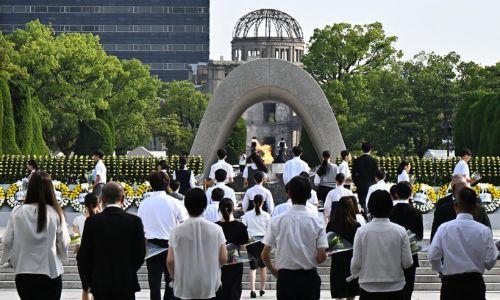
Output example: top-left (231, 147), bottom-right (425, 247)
top-left (243, 152), bottom-right (269, 189)
top-left (242, 195), bottom-right (270, 298)
top-left (365, 169), bottom-right (391, 209)
top-left (137, 172), bottom-right (186, 300)
top-left (167, 188), bottom-right (228, 300)
top-left (397, 160), bottom-right (411, 183)
top-left (326, 196), bottom-right (361, 300)
top-left (352, 142), bottom-right (379, 210)
top-left (242, 171), bottom-right (274, 213)
top-left (77, 182), bottom-right (146, 300)
top-left (205, 169), bottom-right (236, 205)
top-left (453, 148), bottom-right (476, 185)
top-left (429, 188), bottom-right (498, 300)
top-left (215, 198), bottom-right (249, 300)
top-left (324, 173), bottom-right (353, 221)
top-left (91, 150), bottom-right (107, 198)
top-left (239, 153), bottom-right (247, 173)
top-left (203, 188), bottom-right (225, 223)
top-left (208, 149), bottom-right (235, 185)
top-left (431, 175), bottom-right (490, 241)
top-left (389, 182), bottom-right (423, 300)
top-left (1, 171), bottom-right (70, 300)
top-left (350, 190), bottom-right (413, 299)
top-left (168, 180), bottom-right (185, 201)
top-left (314, 150), bottom-right (339, 203)
top-left (282, 146), bottom-right (310, 185)
top-left (157, 159), bottom-right (169, 174)
top-left (262, 176), bottom-right (328, 300)
top-left (172, 156), bottom-right (196, 195)
top-left (338, 150), bottom-right (352, 188)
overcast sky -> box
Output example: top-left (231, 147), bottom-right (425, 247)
top-left (210, 0), bottom-right (499, 66)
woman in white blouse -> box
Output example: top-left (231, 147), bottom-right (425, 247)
top-left (242, 195), bottom-right (270, 298)
top-left (1, 171), bottom-right (70, 300)
top-left (397, 160), bottom-right (411, 183)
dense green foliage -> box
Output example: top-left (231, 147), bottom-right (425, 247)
top-left (0, 80), bottom-right (20, 154)
top-left (225, 118), bottom-right (247, 164)
top-left (31, 112), bottom-right (49, 154)
top-left (11, 83), bottom-right (33, 154)
top-left (74, 119), bottom-right (114, 155)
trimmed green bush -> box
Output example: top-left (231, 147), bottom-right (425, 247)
top-left (31, 112), bottom-right (50, 155)
top-left (74, 118), bottom-right (114, 155)
top-left (225, 118), bottom-right (247, 164)
top-left (11, 83), bottom-right (33, 154)
top-left (0, 80), bottom-right (20, 154)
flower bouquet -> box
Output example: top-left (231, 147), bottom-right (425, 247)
top-left (70, 233), bottom-right (81, 245)
top-left (145, 241), bottom-right (168, 260)
top-left (412, 183), bottom-right (436, 214)
top-left (471, 171), bottom-right (482, 182)
top-left (407, 230), bottom-right (427, 254)
top-left (326, 231), bottom-right (353, 256)
top-left (225, 243), bottom-right (250, 265)
top-left (475, 183), bottom-right (500, 213)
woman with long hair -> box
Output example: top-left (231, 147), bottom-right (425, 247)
top-left (326, 196), bottom-right (361, 300)
top-left (243, 152), bottom-right (268, 189)
top-left (1, 171), bottom-right (70, 300)
top-left (397, 160), bottom-right (411, 183)
top-left (215, 198), bottom-right (249, 300)
top-left (241, 195), bottom-right (270, 298)
top-left (314, 150), bottom-right (339, 203)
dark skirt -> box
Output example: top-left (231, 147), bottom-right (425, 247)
top-left (218, 264), bottom-right (243, 300)
top-left (330, 250), bottom-right (359, 298)
top-left (317, 185), bottom-right (334, 203)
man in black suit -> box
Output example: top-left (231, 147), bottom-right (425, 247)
top-left (77, 182), bottom-right (146, 300)
top-left (389, 182), bottom-right (423, 300)
top-left (431, 175), bottom-right (491, 242)
top-left (352, 142), bottom-right (379, 209)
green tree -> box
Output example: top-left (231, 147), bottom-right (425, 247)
top-left (225, 118), bottom-right (247, 164)
top-left (31, 110), bottom-right (49, 154)
top-left (0, 79), bottom-right (20, 154)
top-left (0, 32), bottom-right (26, 81)
top-left (11, 83), bottom-right (33, 154)
top-left (74, 118), bottom-right (114, 155)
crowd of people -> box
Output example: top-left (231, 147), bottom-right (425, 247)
top-left (0, 143), bottom-right (497, 300)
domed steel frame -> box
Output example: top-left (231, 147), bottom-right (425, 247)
top-left (232, 9), bottom-right (303, 39)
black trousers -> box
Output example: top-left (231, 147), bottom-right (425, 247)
top-left (15, 274), bottom-right (62, 300)
top-left (146, 239), bottom-right (174, 300)
top-left (217, 264), bottom-right (243, 300)
top-left (317, 185), bottom-right (334, 203)
top-left (441, 272), bottom-right (485, 300)
top-left (93, 292), bottom-right (135, 300)
top-left (403, 263), bottom-right (417, 300)
top-left (276, 269), bottom-right (321, 300)
top-left (359, 288), bottom-right (404, 300)
top-left (358, 191), bottom-right (368, 210)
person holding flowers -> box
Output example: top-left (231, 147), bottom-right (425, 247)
top-left (91, 150), bottom-right (107, 198)
top-left (453, 148), bottom-right (476, 185)
top-left (397, 160), bottom-right (411, 183)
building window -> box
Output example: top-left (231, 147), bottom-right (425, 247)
top-left (263, 103), bottom-right (277, 123)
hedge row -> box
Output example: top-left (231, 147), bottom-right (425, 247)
top-left (0, 155), bottom-right (204, 184)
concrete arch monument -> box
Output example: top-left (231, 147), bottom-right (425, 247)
top-left (190, 58), bottom-right (345, 175)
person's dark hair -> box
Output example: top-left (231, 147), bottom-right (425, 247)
top-left (340, 150), bottom-right (350, 160)
top-left (93, 150), bottom-right (104, 159)
top-left (254, 171), bottom-right (265, 184)
top-left (169, 179), bottom-right (180, 192)
top-left (178, 156), bottom-right (187, 168)
top-left (214, 169), bottom-right (228, 183)
top-left (396, 182), bottom-right (412, 200)
top-left (292, 146), bottom-right (303, 156)
top-left (390, 184), bottom-right (398, 200)
top-left (217, 149), bottom-right (227, 159)
top-left (349, 196), bottom-right (362, 215)
top-left (368, 190), bottom-right (393, 218)
top-left (287, 176), bottom-right (311, 204)
top-left (211, 187), bottom-right (225, 202)
top-left (375, 169), bottom-right (386, 180)
top-left (253, 194), bottom-right (264, 216)
top-left (336, 173), bottom-right (346, 184)
top-left (157, 159), bottom-right (168, 171)
top-left (332, 196), bottom-right (358, 226)
top-left (299, 171), bottom-right (310, 178)
top-left (185, 188), bottom-right (207, 217)
top-left (456, 187), bottom-right (478, 213)
top-left (250, 152), bottom-right (268, 173)
top-left (397, 160), bottom-right (410, 175)
top-left (361, 142), bottom-right (371, 153)
top-left (316, 150), bottom-right (331, 177)
top-left (219, 198), bottom-right (234, 222)
top-left (458, 148), bottom-right (472, 157)
top-left (27, 159), bottom-right (38, 170)
top-left (84, 193), bottom-right (99, 217)
top-left (150, 171), bottom-right (168, 191)
top-left (101, 182), bottom-right (124, 205)
top-left (24, 171), bottom-right (63, 233)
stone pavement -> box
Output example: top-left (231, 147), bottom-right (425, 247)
top-left (0, 290), bottom-right (499, 299)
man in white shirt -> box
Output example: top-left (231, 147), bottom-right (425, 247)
top-left (203, 188), bottom-right (224, 222)
top-left (242, 171), bottom-right (275, 214)
top-left (338, 150), bottom-right (352, 183)
top-left (324, 173), bottom-right (353, 220)
top-left (366, 169), bottom-right (391, 209)
top-left (91, 150), bottom-right (107, 197)
top-left (351, 189), bottom-right (413, 298)
top-left (429, 187), bottom-right (498, 300)
top-left (167, 188), bottom-right (227, 300)
top-left (205, 169), bottom-right (236, 205)
top-left (137, 172), bottom-right (185, 300)
top-left (262, 176), bottom-right (328, 300)
top-left (283, 146), bottom-right (310, 185)
top-left (453, 148), bottom-right (476, 184)
top-left (208, 149), bottom-right (235, 184)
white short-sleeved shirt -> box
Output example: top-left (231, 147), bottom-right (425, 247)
top-left (366, 180), bottom-right (391, 209)
top-left (272, 200), bottom-right (319, 218)
top-left (242, 184), bottom-right (274, 213)
top-left (338, 160), bottom-right (351, 179)
top-left (263, 205), bottom-right (328, 270)
top-left (242, 164), bottom-right (269, 180)
top-left (397, 170), bottom-right (410, 183)
top-left (209, 160), bottom-right (234, 182)
top-left (283, 157), bottom-right (310, 185)
top-left (242, 210), bottom-right (270, 237)
top-left (453, 159), bottom-right (470, 179)
top-left (206, 182), bottom-right (236, 205)
top-left (203, 203), bottom-right (221, 223)
top-left (324, 186), bottom-right (353, 218)
top-left (169, 217), bottom-right (226, 299)
top-left (308, 190), bottom-right (319, 206)
top-left (93, 160), bottom-right (107, 183)
top-left (72, 215), bottom-right (87, 236)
